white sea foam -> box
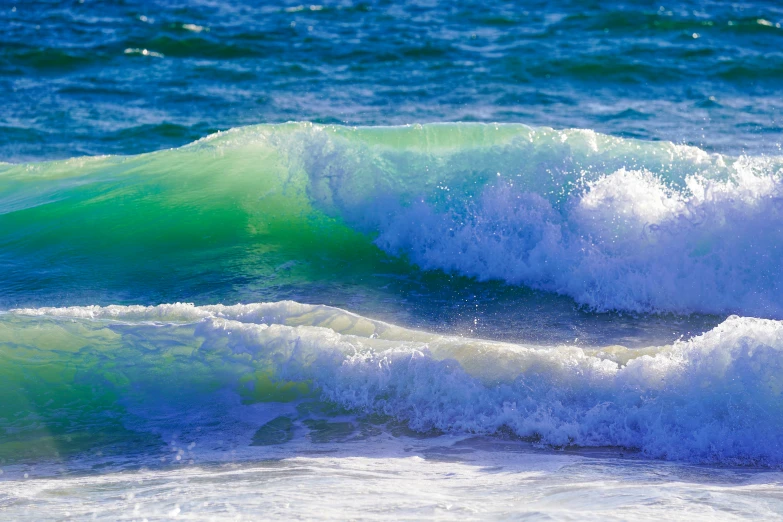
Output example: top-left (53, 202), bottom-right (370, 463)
top-left (370, 165), bottom-right (783, 316)
top-left (3, 450), bottom-right (781, 521)
top-left (279, 124), bottom-right (783, 316)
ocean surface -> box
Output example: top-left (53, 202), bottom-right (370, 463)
top-left (2, 1), bottom-right (783, 520)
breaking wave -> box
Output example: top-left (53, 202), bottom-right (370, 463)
top-left (2, 122), bottom-right (781, 316)
top-left (4, 302), bottom-right (783, 466)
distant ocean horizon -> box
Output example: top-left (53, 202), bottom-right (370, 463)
top-left (2, 1), bottom-right (783, 520)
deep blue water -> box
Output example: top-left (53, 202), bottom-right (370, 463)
top-left (2, 0), bottom-right (782, 162)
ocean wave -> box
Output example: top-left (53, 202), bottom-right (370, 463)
top-left (2, 122), bottom-right (783, 316)
top-left (4, 302), bottom-right (783, 466)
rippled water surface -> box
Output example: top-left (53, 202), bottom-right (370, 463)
top-left (2, 0), bottom-right (783, 161)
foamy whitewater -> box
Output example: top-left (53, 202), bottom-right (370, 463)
top-left (2, 123), bottom-right (783, 519)
top-left (8, 301), bottom-right (783, 464)
top-left (294, 125), bottom-right (783, 317)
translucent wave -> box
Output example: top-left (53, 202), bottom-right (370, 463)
top-left (2, 122), bottom-right (782, 316)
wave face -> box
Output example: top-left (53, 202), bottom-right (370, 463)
top-left (4, 302), bottom-right (783, 466)
top-left (2, 123), bottom-right (782, 317)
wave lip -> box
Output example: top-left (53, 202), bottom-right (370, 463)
top-left (5, 302), bottom-right (783, 466)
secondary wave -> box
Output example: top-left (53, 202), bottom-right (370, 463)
top-left (4, 302), bottom-right (783, 466)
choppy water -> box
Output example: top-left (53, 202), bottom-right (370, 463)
top-left (2, 0), bottom-right (783, 161)
top-left (2, 1), bottom-right (783, 520)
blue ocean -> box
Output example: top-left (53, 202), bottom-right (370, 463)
top-left (2, 1), bottom-right (783, 519)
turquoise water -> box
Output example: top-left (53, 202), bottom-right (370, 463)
top-left (2, 2), bottom-right (783, 520)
